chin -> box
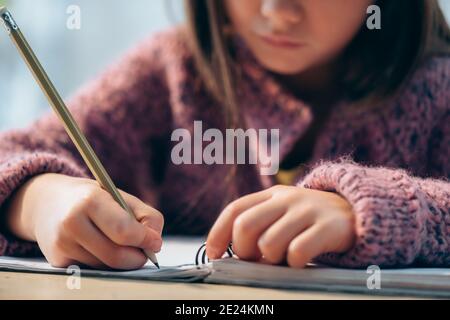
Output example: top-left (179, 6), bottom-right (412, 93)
top-left (258, 59), bottom-right (307, 75)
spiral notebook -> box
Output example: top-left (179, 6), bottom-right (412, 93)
top-left (1, 237), bottom-right (450, 298)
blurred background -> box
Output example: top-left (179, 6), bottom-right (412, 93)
top-left (0, 0), bottom-right (449, 130)
top-left (0, 0), bottom-right (183, 130)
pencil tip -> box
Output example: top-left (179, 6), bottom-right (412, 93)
top-left (155, 263), bottom-right (160, 269)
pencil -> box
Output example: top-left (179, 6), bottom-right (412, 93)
top-left (0, 7), bottom-right (159, 269)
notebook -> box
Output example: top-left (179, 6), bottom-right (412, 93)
top-left (1, 237), bottom-right (450, 298)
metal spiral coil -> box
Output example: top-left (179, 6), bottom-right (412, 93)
top-left (195, 242), bottom-right (234, 266)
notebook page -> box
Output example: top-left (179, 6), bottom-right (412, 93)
top-left (157, 236), bottom-right (206, 266)
top-left (0, 237), bottom-right (209, 282)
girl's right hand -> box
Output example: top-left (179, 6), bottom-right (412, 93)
top-left (5, 173), bottom-right (164, 270)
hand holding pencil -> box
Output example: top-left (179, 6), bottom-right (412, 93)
top-left (6, 174), bottom-right (164, 270)
top-left (0, 7), bottom-right (163, 268)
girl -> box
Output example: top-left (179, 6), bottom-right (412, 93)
top-left (0, 0), bottom-right (449, 270)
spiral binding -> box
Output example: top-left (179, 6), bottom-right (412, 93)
top-left (195, 242), bottom-right (234, 266)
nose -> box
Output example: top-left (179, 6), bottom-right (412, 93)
top-left (261, 0), bottom-right (302, 30)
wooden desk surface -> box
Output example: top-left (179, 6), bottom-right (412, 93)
top-left (0, 271), bottom-right (417, 300)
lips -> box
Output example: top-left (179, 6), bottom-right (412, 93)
top-left (259, 34), bottom-right (304, 49)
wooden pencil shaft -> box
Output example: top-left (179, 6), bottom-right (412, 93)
top-left (9, 29), bottom-right (132, 213)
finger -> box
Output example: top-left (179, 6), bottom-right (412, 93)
top-left (87, 190), bottom-right (162, 252)
top-left (46, 229), bottom-right (106, 269)
top-left (206, 189), bottom-right (272, 259)
top-left (232, 199), bottom-right (287, 261)
top-left (257, 208), bottom-right (315, 264)
top-left (69, 216), bottom-right (148, 270)
top-left (63, 243), bottom-right (108, 270)
top-left (119, 190), bottom-right (164, 235)
top-left (287, 225), bottom-right (327, 268)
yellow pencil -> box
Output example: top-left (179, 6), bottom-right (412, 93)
top-left (0, 7), bottom-right (159, 268)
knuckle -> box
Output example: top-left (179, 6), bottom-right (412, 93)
top-left (290, 201), bottom-right (316, 221)
top-left (279, 192), bottom-right (296, 203)
top-left (301, 201), bottom-right (316, 215)
top-left (258, 240), bottom-right (282, 263)
top-left (137, 206), bottom-right (164, 229)
top-left (270, 185), bottom-right (297, 202)
top-left (257, 237), bottom-right (273, 253)
top-left (224, 201), bottom-right (240, 217)
top-left (222, 201), bottom-right (241, 218)
top-left (233, 216), bottom-right (256, 237)
top-left (113, 220), bottom-right (134, 244)
top-left (77, 186), bottom-right (103, 213)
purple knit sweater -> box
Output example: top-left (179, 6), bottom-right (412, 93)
top-left (0, 27), bottom-right (449, 268)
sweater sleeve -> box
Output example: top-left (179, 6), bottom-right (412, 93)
top-left (0, 33), bottom-right (172, 257)
top-left (297, 159), bottom-right (450, 268)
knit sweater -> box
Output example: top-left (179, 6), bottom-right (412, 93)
top-left (0, 27), bottom-right (448, 268)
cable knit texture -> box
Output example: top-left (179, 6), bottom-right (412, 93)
top-left (0, 27), bottom-right (449, 267)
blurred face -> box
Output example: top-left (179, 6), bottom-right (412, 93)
top-left (224, 0), bottom-right (373, 75)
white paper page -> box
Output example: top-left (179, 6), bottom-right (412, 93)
top-left (157, 236), bottom-right (206, 266)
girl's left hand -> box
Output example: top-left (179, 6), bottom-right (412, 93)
top-left (206, 185), bottom-right (356, 268)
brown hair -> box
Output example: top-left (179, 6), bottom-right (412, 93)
top-left (181, 0), bottom-right (450, 211)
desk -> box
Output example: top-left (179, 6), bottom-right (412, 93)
top-left (0, 272), bottom-right (417, 300)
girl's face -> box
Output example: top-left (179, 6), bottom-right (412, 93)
top-left (224, 0), bottom-right (373, 75)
